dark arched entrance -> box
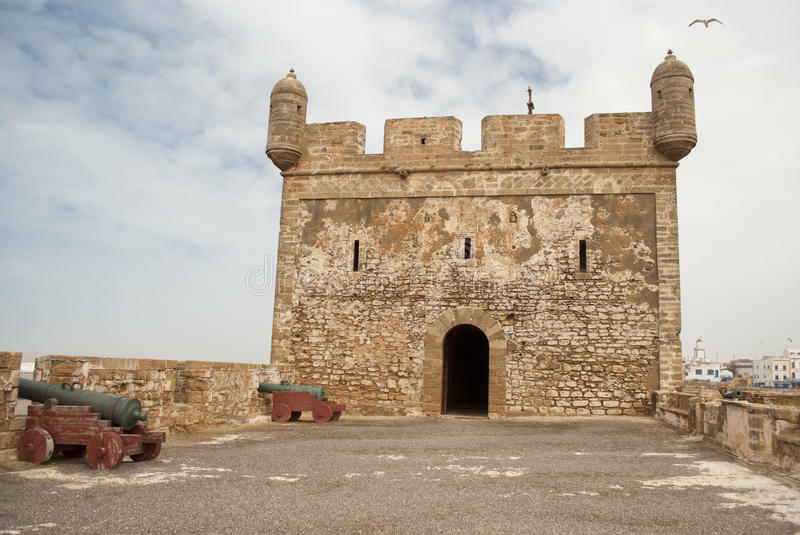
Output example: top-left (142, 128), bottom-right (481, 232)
top-left (442, 324), bottom-right (489, 415)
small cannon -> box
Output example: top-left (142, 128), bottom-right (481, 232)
top-left (258, 380), bottom-right (345, 423)
top-left (719, 388), bottom-right (743, 400)
top-left (17, 379), bottom-right (165, 469)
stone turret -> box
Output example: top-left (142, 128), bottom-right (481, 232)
top-left (266, 69), bottom-right (307, 171)
top-left (650, 51), bottom-right (697, 161)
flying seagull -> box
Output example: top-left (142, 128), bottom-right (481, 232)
top-left (689, 18), bottom-right (723, 28)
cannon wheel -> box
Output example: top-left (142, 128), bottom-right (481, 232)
top-left (17, 428), bottom-right (54, 464)
top-left (289, 411), bottom-right (302, 421)
top-left (87, 431), bottom-right (125, 469)
top-left (331, 411), bottom-right (342, 421)
top-left (60, 446), bottom-right (86, 459)
top-left (312, 403), bottom-right (333, 423)
top-left (130, 428), bottom-right (162, 462)
top-left (272, 403), bottom-right (292, 423)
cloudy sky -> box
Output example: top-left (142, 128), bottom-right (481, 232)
top-left (1, 0), bottom-right (797, 364)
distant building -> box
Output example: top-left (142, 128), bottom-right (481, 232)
top-left (692, 338), bottom-right (706, 361)
top-left (728, 359), bottom-right (754, 380)
top-left (684, 360), bottom-right (721, 382)
top-left (753, 356), bottom-right (792, 388)
top-left (684, 338), bottom-right (721, 381)
top-left (783, 349), bottom-right (800, 387)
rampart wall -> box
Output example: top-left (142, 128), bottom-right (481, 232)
top-left (0, 352), bottom-right (291, 460)
top-left (653, 388), bottom-right (800, 473)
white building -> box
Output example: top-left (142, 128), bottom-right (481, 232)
top-left (693, 338), bottom-right (706, 361)
top-left (684, 360), bottom-right (721, 382)
top-left (753, 356), bottom-right (792, 388)
top-left (783, 349), bottom-right (800, 386)
top-left (683, 339), bottom-right (721, 382)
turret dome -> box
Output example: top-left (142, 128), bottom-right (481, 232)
top-left (271, 69), bottom-right (307, 99)
top-left (650, 50), bottom-right (694, 86)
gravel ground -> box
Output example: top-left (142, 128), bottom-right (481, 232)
top-left (0, 416), bottom-right (798, 535)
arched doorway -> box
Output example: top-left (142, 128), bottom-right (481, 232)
top-left (442, 324), bottom-right (489, 415)
top-left (422, 307), bottom-right (507, 418)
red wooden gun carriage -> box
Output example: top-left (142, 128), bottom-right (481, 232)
top-left (258, 381), bottom-right (345, 423)
top-left (16, 380), bottom-right (165, 469)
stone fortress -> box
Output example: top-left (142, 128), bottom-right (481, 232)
top-left (264, 51), bottom-right (697, 418)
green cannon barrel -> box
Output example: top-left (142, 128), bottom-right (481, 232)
top-left (18, 378), bottom-right (147, 430)
top-left (258, 380), bottom-right (327, 399)
top-left (720, 389), bottom-right (743, 400)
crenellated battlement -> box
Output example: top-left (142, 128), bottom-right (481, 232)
top-left (481, 114), bottom-right (565, 153)
top-left (303, 121), bottom-right (366, 157)
top-left (266, 52), bottom-right (695, 173)
top-left (294, 111), bottom-right (663, 171)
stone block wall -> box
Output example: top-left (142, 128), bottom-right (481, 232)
top-left (304, 122), bottom-right (366, 158)
top-left (703, 401), bottom-right (800, 472)
top-left (653, 388), bottom-right (800, 473)
top-left (481, 114), bottom-right (565, 153)
top-left (282, 191), bottom-right (662, 417)
top-left (384, 117), bottom-right (462, 155)
top-left (31, 355), bottom-right (291, 432)
top-left (583, 113), bottom-right (657, 161)
top-left (0, 352), bottom-right (25, 461)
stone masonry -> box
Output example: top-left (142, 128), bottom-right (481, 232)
top-left (265, 53), bottom-right (697, 418)
top-left (0, 352), bottom-right (25, 461)
top-left (32, 355), bottom-right (291, 431)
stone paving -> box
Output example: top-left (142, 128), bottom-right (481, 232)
top-left (0, 416), bottom-right (798, 534)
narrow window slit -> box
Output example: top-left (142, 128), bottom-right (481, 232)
top-left (353, 240), bottom-right (360, 271)
top-left (421, 137), bottom-right (426, 145)
top-left (579, 240), bottom-right (587, 272)
top-left (464, 238), bottom-right (472, 259)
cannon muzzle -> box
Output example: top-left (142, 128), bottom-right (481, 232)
top-left (18, 378), bottom-right (147, 430)
top-left (258, 380), bottom-right (327, 399)
top-left (719, 389), bottom-right (743, 400)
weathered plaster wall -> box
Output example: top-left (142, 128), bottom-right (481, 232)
top-left (288, 193), bottom-right (659, 416)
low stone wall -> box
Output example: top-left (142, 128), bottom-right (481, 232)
top-left (0, 352), bottom-right (26, 461)
top-left (703, 400), bottom-right (800, 472)
top-left (653, 387), bottom-right (800, 474)
top-left (0, 352), bottom-right (293, 460)
top-left (33, 355), bottom-right (292, 432)
top-left (682, 381), bottom-right (800, 407)
top-left (652, 391), bottom-right (696, 431)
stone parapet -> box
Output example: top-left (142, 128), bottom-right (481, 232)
top-left (384, 116), bottom-right (462, 155)
top-left (28, 355), bottom-right (292, 434)
top-left (653, 387), bottom-right (800, 474)
top-left (481, 114), bottom-right (565, 154)
top-left (304, 121), bottom-right (366, 159)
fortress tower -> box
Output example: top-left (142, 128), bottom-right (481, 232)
top-left (264, 52), bottom-right (696, 417)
